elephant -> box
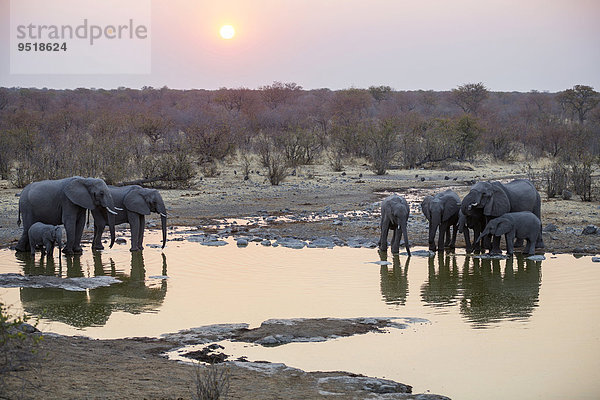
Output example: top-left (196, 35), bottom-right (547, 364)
top-left (461, 179), bottom-right (543, 252)
top-left (477, 211), bottom-right (542, 256)
top-left (421, 189), bottom-right (461, 252)
top-left (378, 194), bottom-right (411, 256)
top-left (28, 222), bottom-right (62, 256)
top-left (457, 208), bottom-right (485, 253)
top-left (91, 185), bottom-right (167, 252)
top-left (16, 176), bottom-right (117, 255)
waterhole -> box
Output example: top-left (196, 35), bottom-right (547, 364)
top-left (1, 229), bottom-right (599, 400)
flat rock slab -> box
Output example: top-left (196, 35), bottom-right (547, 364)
top-left (164, 317), bottom-right (429, 347)
top-left (0, 273), bottom-right (121, 291)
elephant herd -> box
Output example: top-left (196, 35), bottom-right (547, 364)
top-left (379, 179), bottom-right (544, 256)
top-left (15, 176), bottom-right (167, 256)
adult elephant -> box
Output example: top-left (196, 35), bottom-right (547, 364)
top-left (92, 185), bottom-right (167, 252)
top-left (462, 179), bottom-right (543, 253)
top-left (16, 177), bottom-right (117, 255)
top-left (421, 189), bottom-right (461, 252)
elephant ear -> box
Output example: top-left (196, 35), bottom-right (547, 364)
top-left (421, 196), bottom-right (433, 221)
top-left (484, 184), bottom-right (510, 217)
top-left (495, 218), bottom-right (513, 236)
top-left (124, 189), bottom-right (151, 215)
top-left (65, 179), bottom-right (95, 210)
top-left (443, 200), bottom-right (461, 222)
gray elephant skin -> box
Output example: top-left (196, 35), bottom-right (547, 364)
top-left (462, 179), bottom-right (543, 252)
top-left (421, 189), bottom-right (461, 252)
top-left (458, 208), bottom-right (485, 253)
top-left (378, 194), bottom-right (411, 256)
top-left (28, 222), bottom-right (62, 256)
top-left (92, 185), bottom-right (167, 252)
top-left (17, 177), bottom-right (117, 255)
top-left (477, 211), bottom-right (541, 256)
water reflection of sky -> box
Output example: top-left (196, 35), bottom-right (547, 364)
top-left (1, 230), bottom-right (599, 400)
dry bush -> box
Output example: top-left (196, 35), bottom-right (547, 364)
top-left (191, 363), bottom-right (230, 400)
top-left (254, 132), bottom-right (289, 185)
top-left (545, 162), bottom-right (569, 198)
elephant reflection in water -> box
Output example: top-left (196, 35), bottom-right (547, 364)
top-left (460, 255), bottom-right (541, 327)
top-left (378, 251), bottom-right (409, 306)
top-left (15, 252), bottom-right (57, 277)
top-left (20, 252), bottom-right (168, 328)
top-left (421, 253), bottom-right (461, 307)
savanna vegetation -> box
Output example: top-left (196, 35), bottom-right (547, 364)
top-left (0, 82), bottom-right (598, 198)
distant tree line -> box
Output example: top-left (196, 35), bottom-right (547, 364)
top-left (0, 82), bottom-right (598, 191)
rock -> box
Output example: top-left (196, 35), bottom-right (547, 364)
top-left (591, 257), bottom-right (600, 263)
top-left (527, 255), bottom-right (546, 261)
top-left (115, 238), bottom-right (127, 244)
top-left (275, 238), bottom-right (306, 249)
top-left (444, 176), bottom-right (450, 180)
top-left (420, 177), bottom-right (426, 181)
top-left (261, 239), bottom-right (272, 246)
top-left (582, 225), bottom-right (598, 235)
top-left (562, 190), bottom-right (573, 200)
top-left (236, 238), bottom-right (249, 247)
top-left (308, 238), bottom-right (336, 249)
top-left (332, 220), bottom-right (343, 226)
top-left (543, 223), bottom-right (558, 232)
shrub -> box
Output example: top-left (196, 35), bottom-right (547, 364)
top-left (571, 160), bottom-right (593, 201)
top-left (254, 132), bottom-right (289, 185)
top-left (191, 363), bottom-right (230, 400)
top-left (545, 163), bottom-right (569, 198)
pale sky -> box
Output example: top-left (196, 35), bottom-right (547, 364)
top-left (1, 0), bottom-right (599, 92)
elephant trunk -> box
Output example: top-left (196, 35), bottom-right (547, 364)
top-left (158, 200), bottom-right (167, 249)
top-left (108, 212), bottom-right (116, 248)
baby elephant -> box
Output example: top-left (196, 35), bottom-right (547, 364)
top-left (28, 222), bottom-right (62, 256)
top-left (477, 211), bottom-right (541, 256)
top-left (379, 194), bottom-right (411, 256)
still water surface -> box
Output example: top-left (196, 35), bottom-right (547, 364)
top-left (1, 230), bottom-right (599, 400)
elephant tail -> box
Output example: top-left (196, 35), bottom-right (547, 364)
top-left (17, 202), bottom-right (21, 227)
top-left (86, 209), bottom-right (90, 228)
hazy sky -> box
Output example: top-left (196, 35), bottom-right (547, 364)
top-left (1, 0), bottom-right (599, 92)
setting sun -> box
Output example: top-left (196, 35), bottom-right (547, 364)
top-left (219, 25), bottom-right (235, 40)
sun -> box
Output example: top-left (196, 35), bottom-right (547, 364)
top-left (219, 25), bottom-right (235, 40)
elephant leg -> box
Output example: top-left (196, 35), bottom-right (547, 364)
top-left (16, 221), bottom-right (32, 253)
top-left (524, 239), bottom-right (535, 256)
top-left (92, 222), bottom-right (105, 250)
top-left (535, 227), bottom-right (545, 248)
top-left (129, 212), bottom-right (141, 252)
top-left (137, 215), bottom-right (145, 250)
top-left (44, 239), bottom-right (54, 257)
top-left (73, 210), bottom-right (86, 254)
top-left (379, 223), bottom-right (389, 252)
top-left (428, 222), bottom-right (437, 252)
top-left (62, 217), bottom-right (77, 255)
top-left (490, 235), bottom-right (502, 255)
top-left (472, 227), bottom-right (482, 253)
top-left (444, 224), bottom-right (452, 247)
top-left (437, 222), bottom-right (446, 253)
top-left (463, 229), bottom-right (472, 253)
top-left (505, 233), bottom-right (515, 255)
top-left (513, 236), bottom-right (524, 248)
top-left (391, 227), bottom-right (400, 254)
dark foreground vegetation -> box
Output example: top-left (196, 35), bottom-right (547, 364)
top-left (0, 83), bottom-right (598, 198)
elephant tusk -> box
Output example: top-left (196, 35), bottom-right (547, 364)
top-left (470, 202), bottom-right (478, 207)
top-left (159, 212), bottom-right (167, 218)
top-left (114, 207), bottom-right (124, 211)
top-left (107, 208), bottom-right (118, 215)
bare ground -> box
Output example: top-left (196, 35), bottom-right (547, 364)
top-left (1, 159), bottom-right (599, 399)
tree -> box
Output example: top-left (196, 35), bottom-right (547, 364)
top-left (451, 82), bottom-right (489, 115)
top-left (558, 85), bottom-right (599, 124)
top-left (368, 85), bottom-right (392, 103)
top-left (258, 81), bottom-right (302, 109)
